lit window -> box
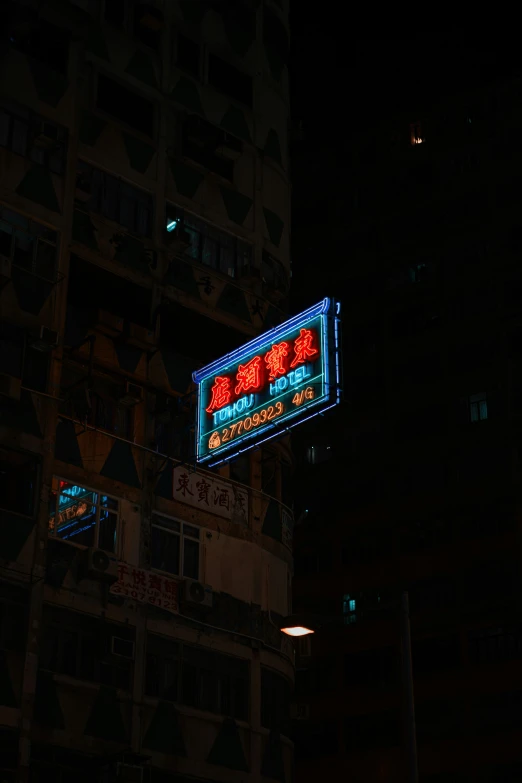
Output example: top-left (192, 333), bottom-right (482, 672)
top-left (48, 478), bottom-right (119, 552)
top-left (151, 513), bottom-right (200, 579)
top-left (342, 594), bottom-right (357, 625)
top-left (469, 393), bottom-right (488, 423)
top-left (410, 121), bottom-right (424, 145)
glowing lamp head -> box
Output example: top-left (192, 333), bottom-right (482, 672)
top-left (280, 626), bottom-right (315, 637)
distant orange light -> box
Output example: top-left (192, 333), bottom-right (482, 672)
top-left (280, 626), bottom-right (315, 637)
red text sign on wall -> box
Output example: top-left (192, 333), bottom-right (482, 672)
top-left (110, 564), bottom-right (179, 613)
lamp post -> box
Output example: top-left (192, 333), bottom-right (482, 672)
top-left (279, 593), bottom-right (419, 783)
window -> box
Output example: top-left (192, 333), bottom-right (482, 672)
top-left (208, 53), bottom-right (253, 107)
top-left (181, 115), bottom-right (241, 181)
top-left (77, 161), bottom-right (153, 237)
top-left (177, 33), bottom-right (200, 78)
top-left (145, 634), bottom-right (249, 720)
top-left (470, 392), bottom-right (488, 422)
top-left (104, 0), bottom-right (126, 26)
top-left (0, 104), bottom-right (67, 174)
top-left (261, 250), bottom-right (288, 293)
top-left (151, 514), bottom-right (200, 579)
top-left (166, 204), bottom-right (251, 278)
top-left (48, 477), bottom-right (120, 553)
top-left (40, 605), bottom-right (134, 689)
top-left (468, 624), bottom-right (522, 664)
top-left (263, 6), bottom-right (289, 66)
top-left (10, 19), bottom-right (69, 74)
top-left (67, 254), bottom-right (153, 328)
top-left (0, 583), bottom-right (28, 652)
top-left (412, 635), bottom-right (460, 675)
top-left (133, 4), bottom-right (163, 49)
top-left (342, 594), bottom-right (357, 625)
top-left (292, 722), bottom-right (338, 760)
top-left (96, 74), bottom-right (155, 138)
top-left (0, 206), bottom-right (58, 281)
top-left (0, 448), bottom-right (38, 518)
top-left (344, 710), bottom-right (401, 751)
top-left (344, 646), bottom-right (397, 688)
top-left (261, 667), bottom-right (290, 731)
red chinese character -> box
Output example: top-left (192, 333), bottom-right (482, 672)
top-left (213, 488), bottom-right (230, 510)
top-left (290, 328), bottom-right (318, 368)
top-left (118, 563), bottom-right (129, 580)
top-left (235, 355), bottom-right (263, 395)
top-left (265, 342), bottom-right (289, 380)
top-left (206, 376), bottom-right (232, 413)
top-left (132, 569), bottom-right (146, 587)
top-left (163, 579), bottom-right (177, 595)
top-left (176, 472), bottom-right (194, 497)
top-left (196, 478), bottom-right (211, 505)
top-left (149, 573), bottom-right (163, 591)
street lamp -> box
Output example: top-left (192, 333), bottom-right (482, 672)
top-left (280, 594), bottom-right (419, 783)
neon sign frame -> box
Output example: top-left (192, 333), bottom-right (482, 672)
top-left (193, 298), bottom-right (341, 466)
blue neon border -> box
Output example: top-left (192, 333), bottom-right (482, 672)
top-left (194, 298), bottom-right (340, 466)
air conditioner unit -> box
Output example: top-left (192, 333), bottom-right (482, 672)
top-left (181, 579), bottom-right (213, 609)
top-left (290, 703), bottom-right (310, 720)
top-left (111, 636), bottom-right (135, 660)
top-left (95, 310), bottom-right (124, 337)
top-left (83, 548), bottom-right (118, 584)
top-left (0, 373), bottom-right (21, 401)
top-left (127, 323), bottom-right (156, 350)
top-left (116, 763), bottom-right (143, 783)
top-left (30, 326), bottom-right (59, 352)
top-left (0, 253), bottom-right (12, 284)
top-left (119, 381), bottom-right (143, 407)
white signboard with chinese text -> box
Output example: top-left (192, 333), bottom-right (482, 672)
top-left (110, 564), bottom-right (179, 613)
top-left (173, 466), bottom-right (248, 524)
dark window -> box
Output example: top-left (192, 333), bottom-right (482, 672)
top-left (166, 203), bottom-right (251, 278)
top-left (145, 635), bottom-right (249, 720)
top-left (96, 74), bottom-right (154, 138)
top-left (261, 667), bottom-right (290, 732)
top-left (344, 646), bottom-right (397, 688)
top-left (412, 635), bottom-right (460, 675)
top-left (208, 53), bottom-right (252, 107)
top-left (0, 448), bottom-right (38, 518)
top-left (23, 343), bottom-right (49, 393)
top-left (292, 721), bottom-right (338, 760)
top-left (0, 584), bottom-right (28, 652)
top-left (177, 34), bottom-right (200, 78)
top-left (0, 104), bottom-right (67, 174)
top-left (416, 700), bottom-right (464, 741)
top-left (104, 0), bottom-right (126, 26)
top-left (408, 575), bottom-right (455, 613)
top-left (133, 4), bottom-right (162, 49)
top-left (66, 255), bottom-right (153, 328)
top-left (0, 206), bottom-right (58, 280)
top-left (10, 20), bottom-right (69, 73)
top-left (77, 161), bottom-right (153, 236)
top-left (181, 115), bottom-right (241, 181)
top-left (344, 710), bottom-right (401, 751)
top-left (263, 6), bottom-right (289, 65)
top-left (151, 514), bottom-right (200, 579)
top-left (40, 606), bottom-right (134, 689)
top-left (468, 625), bottom-right (522, 665)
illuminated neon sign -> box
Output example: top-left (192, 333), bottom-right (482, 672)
top-left (193, 298), bottom-right (341, 466)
